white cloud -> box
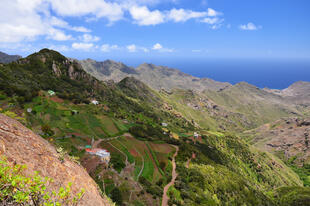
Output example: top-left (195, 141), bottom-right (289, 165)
top-left (201, 17), bottom-right (222, 25)
top-left (152, 43), bottom-right (163, 50)
top-left (72, 42), bottom-right (94, 50)
top-left (129, 6), bottom-right (164, 25)
top-left (207, 8), bottom-right (221, 17)
top-left (127, 44), bottom-right (137, 52)
top-left (129, 6), bottom-right (222, 25)
top-left (50, 16), bottom-right (91, 32)
top-left (201, 17), bottom-right (224, 30)
top-left (126, 44), bottom-right (149, 52)
top-left (152, 43), bottom-right (173, 52)
top-left (239, 22), bottom-right (262, 31)
top-left (0, 0), bottom-right (89, 43)
top-left (167, 8), bottom-right (207, 22)
top-left (48, 0), bottom-right (124, 23)
top-left (101, 44), bottom-right (119, 52)
top-left (0, 0), bottom-right (225, 45)
top-left (79, 34), bottom-right (100, 42)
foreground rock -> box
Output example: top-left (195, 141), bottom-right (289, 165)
top-left (0, 114), bottom-right (111, 206)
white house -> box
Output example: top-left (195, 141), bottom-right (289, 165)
top-left (161, 122), bottom-right (168, 127)
top-left (194, 132), bottom-right (199, 138)
top-left (26, 108), bottom-right (32, 113)
top-left (86, 148), bottom-right (110, 163)
top-left (48, 90), bottom-right (55, 96)
top-left (91, 100), bottom-right (99, 105)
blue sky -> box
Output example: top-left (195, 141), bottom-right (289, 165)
top-left (1, 0), bottom-right (310, 62)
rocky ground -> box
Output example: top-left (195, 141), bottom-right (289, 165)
top-left (245, 117), bottom-right (310, 165)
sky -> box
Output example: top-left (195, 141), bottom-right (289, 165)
top-left (0, 0), bottom-right (310, 62)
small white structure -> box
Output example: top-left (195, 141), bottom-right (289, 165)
top-left (91, 100), bottom-right (99, 105)
top-left (161, 122), bottom-right (168, 127)
top-left (86, 148), bottom-right (110, 163)
top-left (194, 132), bottom-right (199, 138)
top-left (27, 108), bottom-right (32, 113)
top-left (48, 90), bottom-right (55, 96)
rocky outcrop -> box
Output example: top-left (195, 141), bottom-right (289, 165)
top-left (0, 114), bottom-right (112, 206)
top-left (246, 117), bottom-right (310, 165)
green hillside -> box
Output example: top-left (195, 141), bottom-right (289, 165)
top-left (0, 49), bottom-right (309, 206)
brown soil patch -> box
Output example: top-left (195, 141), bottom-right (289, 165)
top-left (149, 142), bottom-right (173, 154)
top-left (129, 149), bottom-right (139, 157)
top-left (50, 96), bottom-right (64, 103)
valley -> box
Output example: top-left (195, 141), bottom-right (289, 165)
top-left (0, 49), bottom-right (310, 205)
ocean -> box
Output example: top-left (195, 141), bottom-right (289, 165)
top-left (126, 58), bottom-right (310, 89)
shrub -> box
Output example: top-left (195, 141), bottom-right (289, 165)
top-left (0, 156), bottom-right (85, 206)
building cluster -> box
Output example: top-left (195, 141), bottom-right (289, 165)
top-left (85, 148), bottom-right (110, 164)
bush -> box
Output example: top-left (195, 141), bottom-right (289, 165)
top-left (110, 153), bottom-right (126, 173)
top-left (0, 156), bottom-right (84, 206)
top-left (110, 187), bottom-right (122, 205)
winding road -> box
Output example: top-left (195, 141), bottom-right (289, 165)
top-left (161, 146), bottom-right (179, 206)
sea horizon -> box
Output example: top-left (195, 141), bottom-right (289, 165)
top-left (118, 58), bottom-right (310, 90)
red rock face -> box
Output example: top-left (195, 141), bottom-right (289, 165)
top-left (0, 114), bottom-right (111, 206)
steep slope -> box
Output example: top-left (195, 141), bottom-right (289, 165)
top-left (80, 59), bottom-right (231, 92)
top-left (0, 113), bottom-right (112, 206)
top-left (79, 58), bottom-right (310, 132)
top-left (245, 117), bottom-right (310, 164)
top-left (1, 48), bottom-right (309, 205)
top-left (170, 133), bottom-right (303, 205)
top-left (243, 117), bottom-right (310, 186)
top-left (201, 82), bottom-right (302, 129)
top-left (0, 51), bottom-right (21, 63)
top-left (264, 81), bottom-right (310, 105)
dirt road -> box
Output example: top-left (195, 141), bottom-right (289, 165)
top-left (161, 146), bottom-right (179, 206)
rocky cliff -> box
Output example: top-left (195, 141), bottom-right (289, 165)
top-left (0, 114), bottom-right (112, 206)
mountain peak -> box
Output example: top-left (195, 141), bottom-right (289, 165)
top-left (28, 48), bottom-right (67, 63)
top-left (0, 51), bottom-right (22, 63)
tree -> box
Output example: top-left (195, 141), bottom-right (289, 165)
top-left (110, 187), bottom-right (123, 205)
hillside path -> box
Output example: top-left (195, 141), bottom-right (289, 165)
top-left (161, 145), bottom-right (179, 206)
top-left (136, 148), bottom-right (144, 179)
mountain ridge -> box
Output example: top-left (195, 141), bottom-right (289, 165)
top-left (0, 51), bottom-right (21, 64)
top-left (1, 48), bottom-right (310, 205)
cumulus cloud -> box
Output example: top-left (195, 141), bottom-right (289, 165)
top-left (129, 6), bottom-right (164, 25)
top-left (167, 8), bottom-right (207, 22)
top-left (126, 44), bottom-right (149, 52)
top-left (48, 0), bottom-right (124, 23)
top-left (201, 17), bottom-right (223, 25)
top-left (0, 0), bottom-right (225, 44)
top-left (79, 34), bottom-right (100, 42)
top-left (129, 6), bottom-right (222, 25)
top-left (127, 44), bottom-right (137, 52)
top-left (152, 43), bottom-right (173, 52)
top-left (0, 0), bottom-right (90, 43)
top-left (101, 44), bottom-right (119, 52)
top-left (239, 22), bottom-right (262, 31)
top-left (50, 17), bottom-right (91, 33)
top-left (72, 42), bottom-right (94, 50)
top-left (152, 43), bottom-right (163, 50)
top-left (207, 8), bottom-right (221, 17)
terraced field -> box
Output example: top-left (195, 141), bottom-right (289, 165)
top-left (25, 96), bottom-right (129, 140)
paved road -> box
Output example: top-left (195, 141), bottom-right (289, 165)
top-left (161, 146), bottom-right (179, 206)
